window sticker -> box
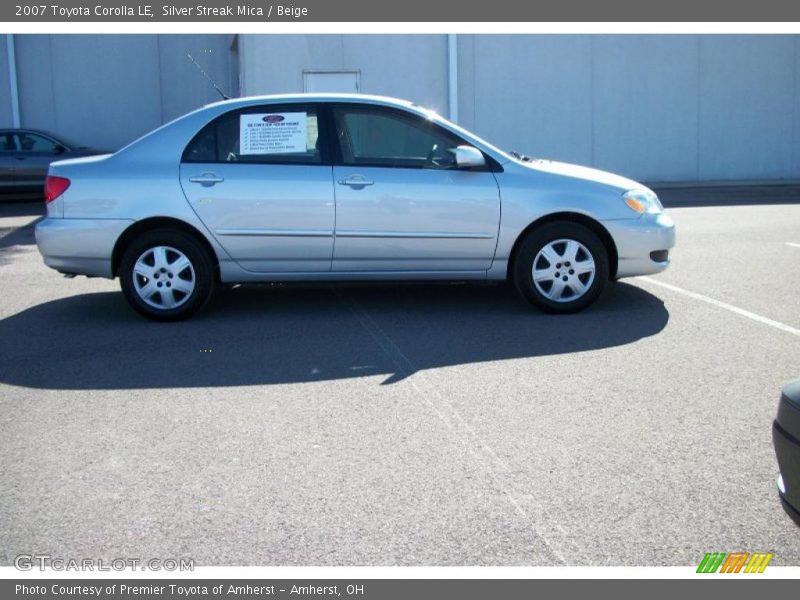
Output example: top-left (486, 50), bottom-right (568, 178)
top-left (239, 112), bottom-right (308, 155)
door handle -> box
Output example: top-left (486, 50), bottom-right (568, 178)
top-left (188, 173), bottom-right (224, 186)
top-left (15, 156), bottom-right (25, 161)
top-left (337, 175), bottom-right (374, 188)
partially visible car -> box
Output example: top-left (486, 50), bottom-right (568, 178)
top-left (0, 129), bottom-right (107, 199)
top-left (774, 379), bottom-right (800, 526)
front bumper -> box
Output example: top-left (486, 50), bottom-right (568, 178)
top-left (773, 379), bottom-right (800, 526)
top-left (603, 212), bottom-right (676, 278)
top-left (35, 217), bottom-right (133, 279)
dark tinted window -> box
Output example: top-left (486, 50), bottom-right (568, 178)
top-left (0, 133), bottom-right (17, 152)
top-left (15, 132), bottom-right (59, 153)
top-left (333, 107), bottom-right (462, 170)
top-left (183, 106), bottom-right (322, 165)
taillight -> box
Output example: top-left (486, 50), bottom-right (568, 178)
top-left (45, 176), bottom-right (70, 204)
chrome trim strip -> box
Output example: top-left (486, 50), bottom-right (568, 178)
top-left (216, 228), bottom-right (333, 238)
top-left (335, 230), bottom-right (495, 240)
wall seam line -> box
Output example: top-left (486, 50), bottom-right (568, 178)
top-left (695, 35), bottom-right (702, 181)
top-left (792, 35), bottom-right (798, 178)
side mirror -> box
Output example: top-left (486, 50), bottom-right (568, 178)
top-left (455, 145), bottom-right (486, 169)
top-left (53, 145), bottom-right (66, 155)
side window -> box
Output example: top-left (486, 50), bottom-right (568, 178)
top-left (182, 106), bottom-right (322, 165)
top-left (15, 133), bottom-right (59, 153)
top-left (0, 133), bottom-right (17, 152)
top-left (333, 107), bottom-right (462, 170)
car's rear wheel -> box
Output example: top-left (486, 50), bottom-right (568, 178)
top-left (119, 229), bottom-right (214, 321)
top-left (513, 222), bottom-right (609, 313)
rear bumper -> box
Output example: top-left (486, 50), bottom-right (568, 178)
top-left (778, 481), bottom-right (800, 526)
top-left (604, 213), bottom-right (676, 278)
top-left (773, 379), bottom-right (800, 526)
top-left (35, 217), bottom-right (132, 278)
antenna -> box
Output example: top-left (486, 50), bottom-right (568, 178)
top-left (186, 52), bottom-right (230, 100)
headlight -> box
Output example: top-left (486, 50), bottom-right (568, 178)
top-left (623, 189), bottom-right (663, 215)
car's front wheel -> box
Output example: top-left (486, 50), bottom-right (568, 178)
top-left (513, 222), bottom-right (609, 313)
top-left (119, 229), bottom-right (215, 321)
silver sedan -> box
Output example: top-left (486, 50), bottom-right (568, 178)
top-left (35, 94), bottom-right (675, 321)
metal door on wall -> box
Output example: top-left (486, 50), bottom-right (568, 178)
top-left (304, 71), bottom-right (360, 94)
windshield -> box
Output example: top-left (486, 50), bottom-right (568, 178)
top-left (418, 108), bottom-right (512, 163)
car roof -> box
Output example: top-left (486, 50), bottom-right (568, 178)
top-left (0, 128), bottom-right (60, 138)
top-left (203, 93), bottom-right (419, 111)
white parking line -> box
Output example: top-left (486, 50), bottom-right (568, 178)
top-left (787, 242), bottom-right (800, 249)
top-left (639, 277), bottom-right (800, 337)
top-left (0, 215), bottom-right (40, 229)
top-left (333, 286), bottom-right (582, 565)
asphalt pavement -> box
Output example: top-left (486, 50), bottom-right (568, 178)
top-left (0, 189), bottom-right (798, 566)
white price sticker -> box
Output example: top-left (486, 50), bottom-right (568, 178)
top-left (240, 112), bottom-right (308, 155)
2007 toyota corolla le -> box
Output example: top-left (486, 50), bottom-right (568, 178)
top-left (35, 94), bottom-right (675, 321)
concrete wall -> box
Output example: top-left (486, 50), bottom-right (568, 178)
top-left (2, 34), bottom-right (796, 182)
top-left (5, 34), bottom-right (237, 151)
top-left (460, 34), bottom-right (800, 182)
top-left (240, 34), bottom-right (449, 117)
top-left (242, 34), bottom-right (800, 184)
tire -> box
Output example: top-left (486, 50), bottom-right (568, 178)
top-left (513, 221), bottom-right (609, 314)
top-left (119, 229), bottom-right (215, 321)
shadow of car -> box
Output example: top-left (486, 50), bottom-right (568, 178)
top-left (0, 281), bottom-right (668, 390)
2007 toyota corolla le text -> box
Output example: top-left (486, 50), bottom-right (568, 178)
top-left (35, 94), bottom-right (675, 321)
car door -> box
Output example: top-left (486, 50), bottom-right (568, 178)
top-left (13, 132), bottom-right (63, 192)
top-left (0, 132), bottom-right (17, 192)
top-left (330, 104), bottom-right (501, 272)
top-left (179, 104), bottom-right (335, 273)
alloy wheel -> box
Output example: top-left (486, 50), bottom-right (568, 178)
top-left (132, 246), bottom-right (196, 310)
top-left (531, 238), bottom-right (596, 303)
